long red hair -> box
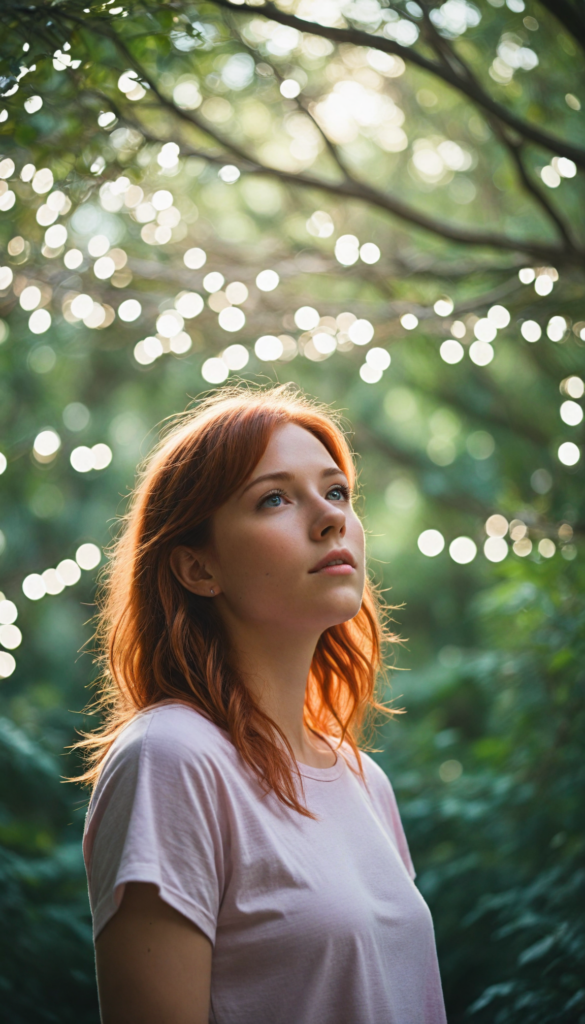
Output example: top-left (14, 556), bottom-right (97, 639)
top-left (77, 384), bottom-right (399, 815)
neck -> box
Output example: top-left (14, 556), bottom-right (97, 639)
top-left (223, 619), bottom-right (330, 766)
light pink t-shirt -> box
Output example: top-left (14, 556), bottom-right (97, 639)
top-left (83, 703), bottom-right (446, 1024)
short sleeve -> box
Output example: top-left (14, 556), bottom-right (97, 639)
top-left (83, 710), bottom-right (224, 943)
top-left (362, 755), bottom-right (416, 880)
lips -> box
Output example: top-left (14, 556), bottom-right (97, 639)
top-left (309, 548), bottom-right (357, 573)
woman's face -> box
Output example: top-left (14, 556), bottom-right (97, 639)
top-left (179, 423), bottom-right (366, 637)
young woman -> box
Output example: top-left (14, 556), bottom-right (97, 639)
top-left (82, 384), bottom-right (447, 1024)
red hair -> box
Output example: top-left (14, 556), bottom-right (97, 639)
top-left (77, 384), bottom-right (399, 815)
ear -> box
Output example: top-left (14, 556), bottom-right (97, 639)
top-left (169, 546), bottom-right (221, 599)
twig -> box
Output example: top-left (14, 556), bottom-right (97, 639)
top-left (91, 26), bottom-right (575, 264)
top-left (206, 0), bottom-right (585, 169)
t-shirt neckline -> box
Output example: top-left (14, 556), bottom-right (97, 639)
top-left (296, 734), bottom-right (345, 781)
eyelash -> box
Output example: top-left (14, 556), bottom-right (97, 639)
top-left (258, 484), bottom-right (351, 509)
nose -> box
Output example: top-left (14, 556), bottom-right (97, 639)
top-left (310, 496), bottom-right (346, 541)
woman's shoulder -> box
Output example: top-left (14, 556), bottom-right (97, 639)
top-left (358, 749), bottom-right (394, 790)
top-left (339, 742), bottom-right (393, 793)
top-left (102, 702), bottom-right (234, 781)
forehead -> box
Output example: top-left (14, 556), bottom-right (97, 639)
top-left (255, 422), bottom-right (342, 472)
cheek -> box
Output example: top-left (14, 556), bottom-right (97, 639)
top-left (218, 519), bottom-right (303, 589)
top-left (347, 512), bottom-right (365, 559)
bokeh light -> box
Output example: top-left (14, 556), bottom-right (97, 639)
top-left (118, 299), bottom-right (142, 322)
top-left (560, 401), bottom-right (583, 426)
top-left (29, 309), bottom-right (51, 334)
top-left (538, 539), bottom-right (556, 558)
top-left (225, 282), bottom-right (248, 305)
top-left (485, 514), bottom-right (508, 537)
top-left (520, 320), bottom-right (541, 342)
top-left (366, 347), bottom-right (391, 371)
top-left (0, 600), bottom-right (18, 624)
top-left (558, 442), bottom-right (580, 466)
top-left (359, 364), bottom-right (383, 384)
top-left (203, 272), bottom-right (225, 293)
top-left (255, 335), bottom-right (284, 361)
top-left (175, 292), bottom-right (204, 318)
top-left (0, 652), bottom-right (16, 678)
top-left (256, 270), bottom-right (279, 292)
top-left (294, 306), bottom-right (320, 331)
top-left (134, 337), bottom-right (164, 365)
top-left (184, 247), bottom-right (207, 269)
top-left (56, 559), bottom-right (82, 586)
top-left (0, 623), bottom-right (23, 649)
top-left (473, 318), bottom-right (497, 343)
top-left (348, 319), bottom-right (374, 345)
top-left (534, 274), bottom-right (553, 296)
top-left (434, 297), bottom-right (454, 317)
top-left (417, 529), bottom-right (445, 557)
top-left (360, 243), bottom-right (381, 264)
top-left (33, 429), bottom-right (61, 460)
top-left (449, 537), bottom-right (477, 564)
top-left (484, 537), bottom-right (508, 562)
top-left (335, 235), bottom-right (359, 266)
top-left (561, 376), bottom-right (584, 399)
top-left (201, 357), bottom-right (229, 383)
top-left (547, 316), bottom-right (567, 342)
top-left (469, 341), bottom-right (494, 366)
top-left (218, 307), bottom-right (246, 332)
top-left (280, 79), bottom-right (301, 98)
top-left (222, 344), bottom-right (249, 370)
top-left (157, 311), bottom-right (184, 337)
top-left (75, 543), bottom-right (101, 570)
top-left (487, 305), bottom-right (511, 328)
top-left (440, 339), bottom-right (464, 364)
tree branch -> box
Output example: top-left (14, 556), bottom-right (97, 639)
top-left (207, 0), bottom-right (585, 169)
top-left (422, 24), bottom-right (580, 253)
top-left (354, 421), bottom-right (494, 520)
top-left (499, 131), bottom-right (577, 252)
top-left (89, 25), bottom-right (575, 266)
top-left (225, 18), bottom-right (353, 181)
top-left (537, 0), bottom-right (585, 52)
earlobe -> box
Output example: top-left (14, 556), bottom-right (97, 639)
top-left (170, 546), bottom-right (220, 598)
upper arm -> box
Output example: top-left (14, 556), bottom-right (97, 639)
top-left (95, 882), bottom-right (212, 1024)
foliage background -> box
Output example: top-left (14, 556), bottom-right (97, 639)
top-left (0, 0), bottom-right (583, 1020)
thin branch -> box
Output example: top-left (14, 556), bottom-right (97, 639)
top-left (499, 131), bottom-right (577, 252)
top-left (415, 375), bottom-right (550, 449)
top-left (354, 421), bottom-right (493, 519)
top-left (537, 0), bottom-right (585, 52)
top-left (89, 25), bottom-right (575, 265)
top-left (422, 24), bottom-right (580, 253)
top-left (224, 16), bottom-right (353, 180)
top-left (136, 114), bottom-right (574, 263)
top-left (207, 0), bottom-right (585, 169)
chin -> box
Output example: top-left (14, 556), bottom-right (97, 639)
top-left (319, 596), bottom-right (364, 630)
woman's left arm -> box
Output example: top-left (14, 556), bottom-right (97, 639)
top-left (95, 882), bottom-right (213, 1024)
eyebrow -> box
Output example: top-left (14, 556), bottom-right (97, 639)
top-left (241, 466), bottom-right (345, 495)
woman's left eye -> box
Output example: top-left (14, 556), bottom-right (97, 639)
top-left (327, 484), bottom-right (349, 501)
